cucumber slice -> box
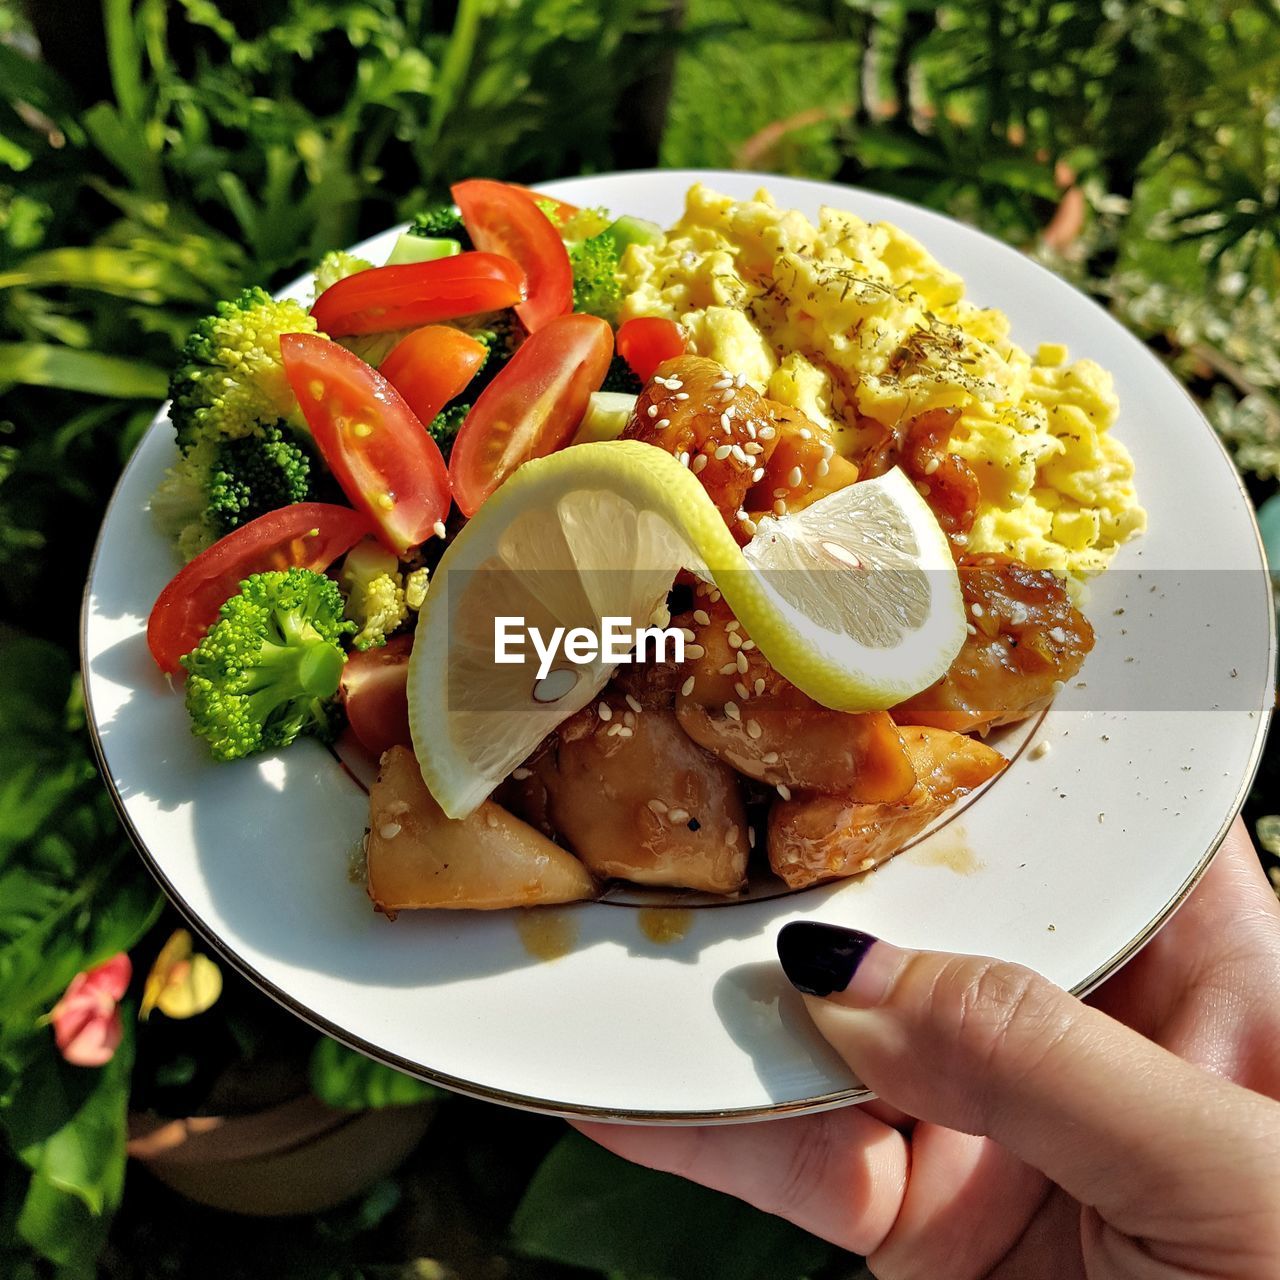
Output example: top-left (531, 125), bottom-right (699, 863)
top-left (386, 233), bottom-right (462, 266)
top-left (602, 215), bottom-right (665, 251)
top-left (572, 392), bottom-right (638, 445)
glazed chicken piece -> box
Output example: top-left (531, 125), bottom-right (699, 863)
top-left (768, 726), bottom-right (1007, 889)
top-left (858, 407), bottom-right (980, 542)
top-left (673, 594), bottom-right (916, 802)
top-left (893, 553), bottom-right (1094, 733)
top-left (505, 690), bottom-right (751, 894)
top-left (367, 747), bottom-right (596, 913)
top-left (623, 355), bottom-right (779, 541)
top-left (744, 401), bottom-right (860, 517)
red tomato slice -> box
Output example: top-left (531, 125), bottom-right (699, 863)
top-left (281, 333), bottom-right (452, 557)
top-left (147, 502), bottom-right (372, 675)
top-left (452, 179), bottom-right (572, 334)
top-left (379, 326), bottom-right (488, 427)
top-left (449, 313), bottom-right (614, 516)
top-left (310, 253), bottom-right (525, 337)
top-left (617, 317), bottom-right (687, 383)
top-left (340, 633), bottom-right (413, 757)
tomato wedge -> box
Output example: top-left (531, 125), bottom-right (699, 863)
top-left (617, 317), bottom-right (687, 383)
top-left (310, 253), bottom-right (525, 337)
top-left (452, 179), bottom-right (572, 334)
top-left (280, 333), bottom-right (451, 557)
top-left (147, 502), bottom-right (372, 675)
top-left (449, 313), bottom-right (614, 516)
top-left (379, 326), bottom-right (488, 427)
top-left (340, 633), bottom-right (413, 757)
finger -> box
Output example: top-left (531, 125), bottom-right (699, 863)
top-left (571, 1105), bottom-right (908, 1256)
top-left (1091, 817), bottom-right (1280, 1091)
top-left (776, 921), bottom-right (1280, 1248)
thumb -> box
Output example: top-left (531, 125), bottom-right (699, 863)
top-left (776, 922), bottom-right (1280, 1234)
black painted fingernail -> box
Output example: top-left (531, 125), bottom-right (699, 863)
top-left (777, 921), bottom-right (878, 997)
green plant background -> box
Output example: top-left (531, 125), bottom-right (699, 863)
top-left (1, 2), bottom-right (1276, 1277)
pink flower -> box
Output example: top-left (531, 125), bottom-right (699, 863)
top-left (49, 953), bottom-right (132, 1067)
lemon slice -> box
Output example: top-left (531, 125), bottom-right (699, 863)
top-left (409, 441), bottom-right (963, 817)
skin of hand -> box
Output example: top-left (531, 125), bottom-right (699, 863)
top-left (575, 819), bottom-right (1280, 1279)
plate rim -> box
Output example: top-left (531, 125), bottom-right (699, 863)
top-left (80, 167), bottom-right (1277, 1123)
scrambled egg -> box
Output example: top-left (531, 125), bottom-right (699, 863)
top-left (617, 184), bottom-right (1146, 577)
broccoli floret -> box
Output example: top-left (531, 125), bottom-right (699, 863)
top-left (313, 249), bottom-right (373, 298)
top-left (339, 539), bottom-right (409, 650)
top-left (151, 438), bottom-right (221, 562)
top-left (207, 423), bottom-right (315, 535)
top-left (569, 233), bottom-right (623, 323)
top-left (409, 205), bottom-right (472, 249)
top-left (181, 568), bottom-right (354, 762)
top-left (168, 287), bottom-right (317, 451)
top-left (463, 311), bottom-right (524, 396)
top-left (600, 354), bottom-right (642, 395)
top-left (428, 402), bottom-right (470, 460)
top-left (560, 206), bottom-right (613, 243)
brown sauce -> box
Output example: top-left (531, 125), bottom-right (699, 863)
top-left (637, 907), bottom-right (693, 944)
top-left (516, 909), bottom-right (578, 960)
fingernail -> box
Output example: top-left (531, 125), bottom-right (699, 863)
top-left (777, 922), bottom-right (903, 1005)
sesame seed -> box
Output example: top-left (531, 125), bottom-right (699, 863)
top-left (763, 751), bottom-right (780, 765)
top-left (616, 726), bottom-right (634, 738)
top-left (680, 627), bottom-right (697, 642)
top-left (657, 418), bottom-right (670, 429)
top-left (485, 811), bottom-right (499, 828)
top-left (1030, 741), bottom-right (1050, 760)
top-left (798, 428), bottom-right (812, 440)
top-left (379, 822), bottom-right (401, 839)
top-left (923, 456), bottom-right (941, 475)
top-left (966, 622), bottom-right (978, 635)
top-left (667, 378), bottom-right (683, 390)
top-left (512, 767), bottom-right (531, 780)
top-left (734, 681), bottom-right (749, 700)
top-left (598, 702), bottom-right (613, 720)
top-left (759, 426), bottom-right (776, 440)
top-left (726, 824), bottom-right (739, 848)
top-left (719, 387), bottom-right (735, 403)
top-left (727, 631), bottom-right (743, 650)
top-left (352, 422), bottom-right (373, 438)
top-left (724, 700), bottom-right (741, 721)
top-left (625, 694), bottom-right (643, 714)
top-left (675, 391), bottom-right (689, 400)
top-left (754, 677), bottom-right (765, 695)
top-left (736, 371), bottom-right (747, 387)
top-left (787, 465), bottom-right (803, 488)
top-left (713, 376), bottom-right (733, 389)
top-left (693, 609), bottom-right (711, 626)
top-left (714, 444), bottom-right (732, 460)
top-left (719, 662), bottom-right (737, 676)
top-left (433, 519), bottom-right (448, 539)
top-left (741, 515), bottom-right (757, 534)
top-left (1051, 679), bottom-right (1065, 693)
top-left (680, 676), bottom-right (696, 697)
top-left (691, 453), bottom-right (708, 474)
top-left (774, 499), bottom-right (788, 516)
top-left (751, 467), bottom-right (765, 482)
top-left (776, 783), bottom-right (792, 800)
top-left (668, 807), bottom-right (690, 824)
top-left (740, 638), bottom-right (756, 651)
top-left (748, 827), bottom-right (757, 849)
top-left (606, 721), bottom-right (623, 736)
top-left (747, 719), bottom-right (762, 739)
top-left (744, 441), bottom-right (763, 455)
top-left (736, 650), bottom-right (749, 674)
top-left (1048, 626), bottom-right (1067, 643)
top-left (709, 589), bottom-right (722, 602)
top-left (377, 492), bottom-right (395, 510)
top-left (746, 421), bottom-right (757, 439)
top-left (647, 404), bottom-right (658, 418)
top-left (730, 444), bottom-right (749, 465)
top-left (726, 620), bottom-right (741, 632)
top-left (821, 442), bottom-right (835, 460)
top-left (685, 643), bottom-right (705, 658)
top-left (917, 481), bottom-right (931, 496)
top-left (647, 798), bottom-right (669, 814)
top-left (971, 602), bottom-right (985, 617)
top-left (720, 412), bottom-right (731, 432)
top-left (678, 450), bottom-right (690, 467)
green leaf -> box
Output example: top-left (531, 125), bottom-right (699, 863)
top-left (308, 1035), bottom-right (440, 1111)
top-left (512, 1132), bottom-right (835, 1280)
top-left (0, 343), bottom-right (167, 398)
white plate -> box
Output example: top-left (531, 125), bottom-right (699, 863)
top-left (82, 170), bottom-right (1275, 1122)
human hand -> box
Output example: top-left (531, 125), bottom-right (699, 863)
top-left (577, 819), bottom-right (1280, 1278)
